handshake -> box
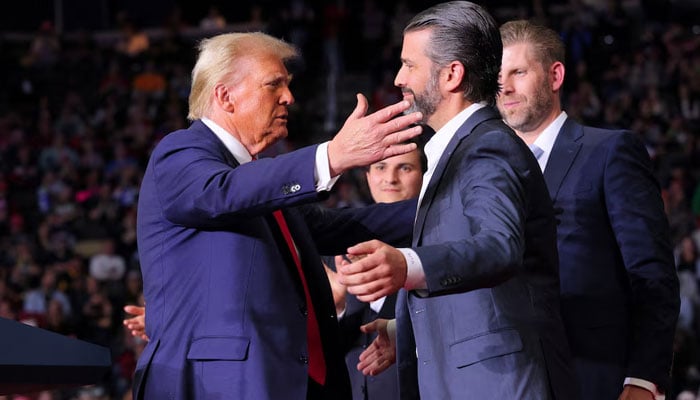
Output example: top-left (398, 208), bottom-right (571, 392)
top-left (333, 239), bottom-right (409, 303)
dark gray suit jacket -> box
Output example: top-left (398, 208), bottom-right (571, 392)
top-left (395, 107), bottom-right (578, 399)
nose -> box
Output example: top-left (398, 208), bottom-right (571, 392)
top-left (394, 67), bottom-right (405, 88)
top-left (281, 86), bottom-right (295, 105)
top-left (384, 168), bottom-right (399, 183)
top-left (499, 76), bottom-right (512, 95)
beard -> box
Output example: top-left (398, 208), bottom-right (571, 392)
top-left (403, 70), bottom-right (441, 122)
top-left (498, 79), bottom-right (553, 134)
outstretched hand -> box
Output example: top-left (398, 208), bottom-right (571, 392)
top-left (357, 319), bottom-right (396, 376)
top-left (328, 94), bottom-right (423, 176)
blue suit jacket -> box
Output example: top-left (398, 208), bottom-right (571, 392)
top-left (133, 120), bottom-right (414, 400)
top-left (545, 117), bottom-right (679, 397)
top-left (395, 107), bottom-right (578, 399)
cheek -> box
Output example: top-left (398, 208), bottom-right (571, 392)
top-left (367, 174), bottom-right (382, 188)
top-left (402, 174), bottom-right (423, 196)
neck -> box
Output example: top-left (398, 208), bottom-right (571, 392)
top-left (428, 97), bottom-right (474, 132)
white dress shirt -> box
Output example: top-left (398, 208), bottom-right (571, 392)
top-left (399, 102), bottom-right (486, 290)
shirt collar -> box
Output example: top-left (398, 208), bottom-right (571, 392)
top-left (419, 102), bottom-right (486, 207)
top-left (424, 102), bottom-right (487, 171)
top-left (201, 117), bottom-right (254, 164)
top-left (531, 111), bottom-right (567, 170)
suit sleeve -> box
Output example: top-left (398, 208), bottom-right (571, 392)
top-left (603, 132), bottom-right (679, 390)
top-left (298, 200), bottom-right (416, 255)
top-left (150, 134), bottom-right (323, 228)
top-left (413, 130), bottom-right (529, 295)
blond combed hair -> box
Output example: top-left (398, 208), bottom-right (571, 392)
top-left (500, 20), bottom-right (565, 71)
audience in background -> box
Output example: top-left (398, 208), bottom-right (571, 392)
top-left (1, 1), bottom-right (700, 398)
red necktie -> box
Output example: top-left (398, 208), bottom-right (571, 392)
top-left (272, 210), bottom-right (327, 385)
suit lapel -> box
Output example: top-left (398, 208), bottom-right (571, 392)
top-left (543, 118), bottom-right (583, 201)
top-left (413, 107), bottom-right (500, 245)
top-left (196, 119), bottom-right (306, 292)
top-left (192, 119), bottom-right (241, 168)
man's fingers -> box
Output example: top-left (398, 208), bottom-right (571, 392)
top-left (386, 112), bottom-right (423, 133)
top-left (347, 93), bottom-right (369, 121)
top-left (360, 321), bottom-right (379, 334)
top-left (347, 280), bottom-right (391, 302)
top-left (347, 239), bottom-right (383, 255)
top-left (370, 99), bottom-right (412, 123)
top-left (383, 142), bottom-right (419, 160)
top-left (391, 124), bottom-right (423, 143)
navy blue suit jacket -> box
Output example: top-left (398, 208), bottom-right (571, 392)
top-left (395, 107), bottom-right (578, 399)
top-left (546, 117), bottom-right (679, 397)
top-left (133, 120), bottom-right (414, 400)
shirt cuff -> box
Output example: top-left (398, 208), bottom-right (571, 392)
top-left (386, 318), bottom-right (397, 346)
top-left (398, 248), bottom-right (426, 290)
top-left (315, 142), bottom-right (340, 191)
top-left (624, 377), bottom-right (664, 400)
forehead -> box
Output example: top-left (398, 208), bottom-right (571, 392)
top-left (401, 29), bottom-right (432, 61)
top-left (235, 52), bottom-right (290, 82)
top-left (502, 42), bottom-right (537, 68)
top-left (371, 150), bottom-right (421, 168)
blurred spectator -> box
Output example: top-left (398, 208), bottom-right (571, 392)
top-left (676, 235), bottom-right (700, 332)
top-left (676, 389), bottom-right (697, 400)
top-left (21, 21), bottom-right (61, 69)
top-left (22, 267), bottom-right (72, 319)
top-left (89, 240), bottom-right (126, 282)
top-left (131, 59), bottom-right (166, 98)
top-left (199, 6), bottom-right (226, 31)
top-left (115, 18), bottom-right (149, 59)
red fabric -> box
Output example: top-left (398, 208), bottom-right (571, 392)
top-left (272, 210), bottom-right (327, 385)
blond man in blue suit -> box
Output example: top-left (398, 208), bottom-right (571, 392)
top-left (133, 31), bottom-right (423, 400)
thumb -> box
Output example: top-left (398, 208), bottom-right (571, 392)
top-left (360, 320), bottom-right (378, 334)
top-left (347, 239), bottom-right (379, 256)
top-left (347, 93), bottom-right (369, 121)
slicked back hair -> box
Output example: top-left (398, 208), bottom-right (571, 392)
top-left (404, 1), bottom-right (502, 106)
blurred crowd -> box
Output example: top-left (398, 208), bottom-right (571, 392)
top-left (0, 0), bottom-right (699, 399)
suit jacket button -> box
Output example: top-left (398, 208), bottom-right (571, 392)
top-left (299, 355), bottom-right (309, 364)
top-left (299, 304), bottom-right (308, 316)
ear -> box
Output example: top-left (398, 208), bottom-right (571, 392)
top-left (214, 83), bottom-right (235, 113)
top-left (550, 61), bottom-right (565, 92)
top-left (443, 61), bottom-right (465, 92)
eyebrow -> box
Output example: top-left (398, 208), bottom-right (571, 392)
top-left (265, 74), bottom-right (293, 85)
